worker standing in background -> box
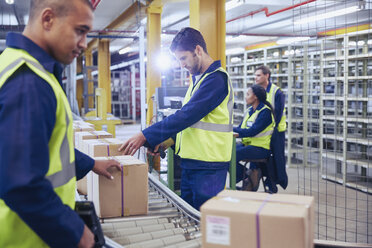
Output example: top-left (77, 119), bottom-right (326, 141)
top-left (234, 85), bottom-right (275, 191)
top-left (254, 65), bottom-right (288, 190)
top-left (119, 27), bottom-right (234, 210)
top-left (0, 0), bottom-right (121, 247)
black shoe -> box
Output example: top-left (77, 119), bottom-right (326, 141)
top-left (242, 168), bottom-right (262, 192)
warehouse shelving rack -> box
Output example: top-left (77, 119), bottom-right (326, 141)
top-left (227, 35), bottom-right (371, 193)
top-left (319, 30), bottom-right (372, 193)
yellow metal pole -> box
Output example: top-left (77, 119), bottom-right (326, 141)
top-left (85, 49), bottom-right (94, 109)
top-left (98, 39), bottom-right (111, 113)
top-left (189, 0), bottom-right (226, 68)
top-left (146, 0), bottom-right (163, 125)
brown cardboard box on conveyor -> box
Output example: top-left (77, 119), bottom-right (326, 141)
top-left (74, 130), bottom-right (113, 151)
top-left (72, 122), bottom-right (95, 146)
top-left (87, 156), bottom-right (148, 218)
top-left (82, 138), bottom-right (123, 157)
top-left (201, 190), bottom-right (314, 248)
top-left (75, 131), bottom-right (113, 195)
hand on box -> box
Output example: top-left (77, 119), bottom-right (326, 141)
top-left (92, 159), bottom-right (121, 180)
top-left (77, 225), bottom-right (94, 248)
top-left (118, 132), bottom-right (146, 156)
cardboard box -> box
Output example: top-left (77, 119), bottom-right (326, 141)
top-left (83, 138), bottom-right (123, 157)
top-left (201, 190), bottom-right (314, 248)
top-left (77, 176), bottom-right (88, 195)
top-left (75, 131), bottom-right (113, 151)
top-left (73, 120), bottom-right (95, 128)
top-left (87, 156), bottom-right (148, 218)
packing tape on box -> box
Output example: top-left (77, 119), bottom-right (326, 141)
top-left (256, 194), bottom-right (272, 248)
top-left (124, 208), bottom-right (130, 216)
top-left (121, 167), bottom-right (124, 217)
top-left (220, 195), bottom-right (311, 248)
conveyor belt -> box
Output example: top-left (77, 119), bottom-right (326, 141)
top-left (102, 173), bottom-right (201, 248)
top-left (100, 174), bottom-right (371, 248)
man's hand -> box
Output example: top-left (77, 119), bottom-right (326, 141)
top-left (78, 225), bottom-right (94, 248)
top-left (147, 138), bottom-right (174, 156)
top-left (92, 159), bottom-right (121, 179)
top-left (118, 132), bottom-right (146, 156)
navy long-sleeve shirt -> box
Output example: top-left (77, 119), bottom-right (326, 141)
top-left (0, 33), bottom-right (94, 247)
top-left (233, 102), bottom-right (272, 138)
top-left (267, 82), bottom-right (285, 129)
top-left (143, 61), bottom-right (230, 170)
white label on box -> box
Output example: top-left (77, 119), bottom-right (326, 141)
top-left (206, 215), bottom-right (230, 245)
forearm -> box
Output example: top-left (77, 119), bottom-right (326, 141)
top-left (75, 149), bottom-right (95, 180)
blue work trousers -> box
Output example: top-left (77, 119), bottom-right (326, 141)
top-left (181, 167), bottom-right (228, 210)
top-left (236, 143), bottom-right (270, 183)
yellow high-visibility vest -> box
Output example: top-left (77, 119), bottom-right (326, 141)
top-left (0, 48), bottom-right (76, 247)
top-left (267, 83), bottom-right (286, 132)
top-left (241, 105), bottom-right (275, 150)
top-left (175, 67), bottom-right (234, 162)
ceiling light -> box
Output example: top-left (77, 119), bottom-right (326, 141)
top-left (277, 36), bottom-right (310, 44)
top-left (294, 6), bottom-right (361, 25)
top-left (226, 47), bottom-right (244, 55)
top-left (226, 0), bottom-right (243, 11)
top-left (119, 47), bottom-right (132, 55)
top-left (226, 35), bottom-right (246, 43)
top-left (156, 53), bottom-right (173, 71)
top-left (5, 0), bottom-right (14, 4)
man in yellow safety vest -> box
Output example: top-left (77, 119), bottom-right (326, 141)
top-left (254, 65), bottom-right (288, 191)
top-left (0, 1), bottom-right (120, 247)
top-left (119, 27), bottom-right (233, 210)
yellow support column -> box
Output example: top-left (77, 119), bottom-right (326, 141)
top-left (85, 49), bottom-right (94, 109)
top-left (146, 0), bottom-right (163, 125)
top-left (98, 39), bottom-right (112, 113)
top-left (190, 0), bottom-right (226, 68)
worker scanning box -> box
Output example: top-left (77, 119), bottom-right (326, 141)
top-left (87, 156), bottom-right (148, 218)
top-left (201, 190), bottom-right (314, 248)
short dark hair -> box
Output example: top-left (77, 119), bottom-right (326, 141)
top-left (170, 27), bottom-right (208, 54)
top-left (256, 65), bottom-right (271, 80)
top-left (29, 0), bottom-right (93, 22)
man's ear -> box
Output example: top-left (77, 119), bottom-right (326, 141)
top-left (41, 8), bottom-right (55, 31)
top-left (195, 45), bottom-right (204, 56)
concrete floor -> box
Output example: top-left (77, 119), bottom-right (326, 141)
top-left (114, 123), bottom-right (372, 244)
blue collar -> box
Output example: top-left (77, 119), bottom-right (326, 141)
top-left (266, 82), bottom-right (272, 92)
top-left (192, 60), bottom-right (221, 83)
top-left (249, 102), bottom-right (265, 115)
top-left (6, 32), bottom-right (64, 83)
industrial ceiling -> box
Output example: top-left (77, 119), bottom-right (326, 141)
top-left (0, 0), bottom-right (370, 54)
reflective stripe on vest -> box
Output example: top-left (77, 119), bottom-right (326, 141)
top-left (267, 84), bottom-right (286, 132)
top-left (175, 67), bottom-right (234, 162)
top-left (241, 105), bottom-right (275, 150)
top-left (0, 48), bottom-right (76, 247)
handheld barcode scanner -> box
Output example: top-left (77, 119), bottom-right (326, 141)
top-left (75, 201), bottom-right (105, 248)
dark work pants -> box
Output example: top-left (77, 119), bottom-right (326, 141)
top-left (235, 143), bottom-right (270, 183)
top-left (271, 130), bottom-right (288, 189)
top-left (181, 167), bottom-right (228, 210)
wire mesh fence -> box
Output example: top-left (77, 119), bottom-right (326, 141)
top-left (290, 0), bottom-right (372, 244)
